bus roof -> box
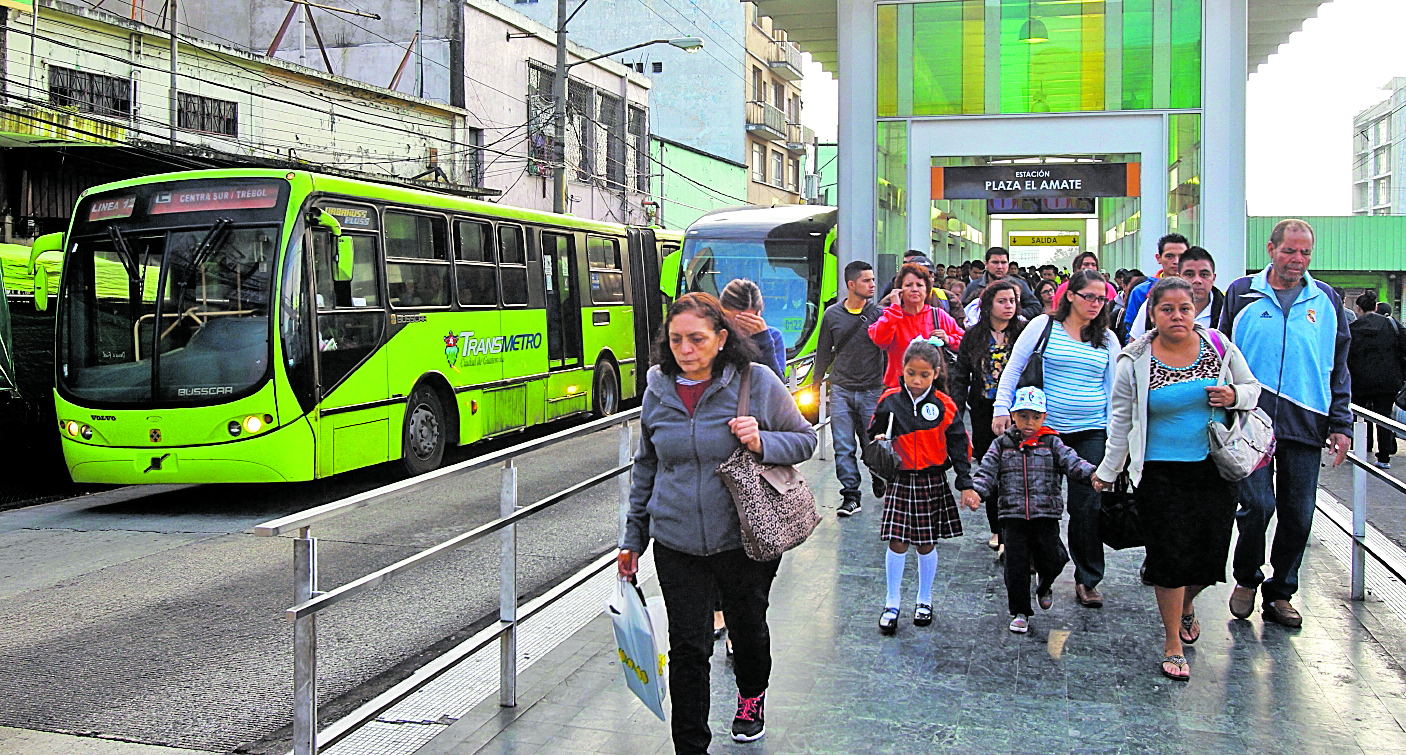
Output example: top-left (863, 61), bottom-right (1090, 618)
top-left (71, 168), bottom-right (640, 237)
top-left (686, 205), bottom-right (838, 240)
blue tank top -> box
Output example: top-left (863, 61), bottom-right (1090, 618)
top-left (1145, 341), bottom-right (1226, 462)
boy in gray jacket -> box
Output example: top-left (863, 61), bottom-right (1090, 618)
top-left (963, 387), bottom-right (1097, 633)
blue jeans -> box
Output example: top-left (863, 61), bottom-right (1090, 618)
top-left (829, 385), bottom-right (884, 499)
top-left (1233, 440), bottom-right (1322, 603)
top-left (1060, 429), bottom-right (1107, 588)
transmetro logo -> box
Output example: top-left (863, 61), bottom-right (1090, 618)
top-left (449, 331), bottom-right (544, 368)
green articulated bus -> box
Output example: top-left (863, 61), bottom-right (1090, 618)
top-left (667, 205), bottom-right (837, 418)
top-left (41, 169), bottom-right (681, 484)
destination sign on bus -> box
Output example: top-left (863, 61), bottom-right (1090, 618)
top-left (87, 195), bottom-right (136, 221)
top-left (149, 184), bottom-right (281, 215)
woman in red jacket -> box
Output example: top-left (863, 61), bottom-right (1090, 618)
top-left (868, 262), bottom-right (964, 389)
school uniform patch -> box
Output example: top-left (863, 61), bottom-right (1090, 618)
top-left (921, 403), bottom-right (939, 421)
top-left (1306, 309), bottom-right (1317, 323)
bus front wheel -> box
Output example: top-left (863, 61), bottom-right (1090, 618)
top-left (402, 386), bottom-right (446, 475)
top-left (593, 359), bottom-right (620, 418)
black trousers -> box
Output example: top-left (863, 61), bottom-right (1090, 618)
top-left (1001, 518), bottom-right (1069, 616)
top-left (968, 397), bottom-right (1001, 537)
top-left (654, 544), bottom-right (781, 755)
top-left (1359, 393), bottom-right (1400, 461)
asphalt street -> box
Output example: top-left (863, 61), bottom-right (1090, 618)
top-left (0, 419), bottom-right (630, 753)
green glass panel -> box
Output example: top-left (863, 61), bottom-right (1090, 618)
top-left (877, 122), bottom-right (908, 282)
top-left (1169, 0), bottom-right (1202, 108)
top-left (999, 0), bottom-right (1031, 113)
top-left (1122, 0), bottom-right (1154, 110)
top-left (878, 5), bottom-right (898, 117)
top-left (1168, 113), bottom-right (1201, 245)
top-left (912, 2), bottom-right (976, 115)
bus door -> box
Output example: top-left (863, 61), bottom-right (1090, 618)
top-left (309, 215), bottom-right (389, 476)
top-left (540, 231), bottom-right (582, 370)
top-left (626, 228), bottom-right (664, 395)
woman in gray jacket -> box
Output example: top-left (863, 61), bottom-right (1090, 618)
top-left (619, 292), bottom-right (816, 754)
top-left (1094, 277), bottom-right (1261, 683)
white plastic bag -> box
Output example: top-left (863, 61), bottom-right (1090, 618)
top-left (608, 577), bottom-right (669, 720)
top-left (1394, 403), bottom-right (1406, 441)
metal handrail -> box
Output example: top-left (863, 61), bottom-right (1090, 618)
top-left (1318, 403), bottom-right (1406, 600)
top-left (255, 407), bottom-right (641, 537)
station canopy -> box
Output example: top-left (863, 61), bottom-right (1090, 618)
top-left (755, 0), bottom-right (1328, 75)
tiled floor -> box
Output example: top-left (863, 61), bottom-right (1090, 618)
top-left (415, 454), bottom-right (1406, 755)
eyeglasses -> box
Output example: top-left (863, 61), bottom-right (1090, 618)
top-left (1072, 292), bottom-right (1109, 305)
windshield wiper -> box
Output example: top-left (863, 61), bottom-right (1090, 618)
top-left (170, 218), bottom-right (233, 316)
top-left (107, 226), bottom-right (140, 283)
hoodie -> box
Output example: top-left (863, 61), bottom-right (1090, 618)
top-left (868, 302), bottom-right (964, 389)
top-left (971, 425), bottom-right (1095, 520)
top-left (622, 363), bottom-right (817, 557)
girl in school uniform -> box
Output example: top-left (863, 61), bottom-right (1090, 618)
top-left (868, 337), bottom-right (974, 634)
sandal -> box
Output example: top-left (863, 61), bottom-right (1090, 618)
top-left (1159, 654), bottom-right (1190, 681)
top-left (913, 603), bottom-right (933, 627)
top-left (878, 607), bottom-right (899, 635)
top-left (1179, 613), bottom-right (1200, 645)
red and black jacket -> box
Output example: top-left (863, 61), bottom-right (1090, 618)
top-left (867, 386), bottom-right (972, 490)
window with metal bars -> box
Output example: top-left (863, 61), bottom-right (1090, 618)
top-left (526, 64), bottom-right (555, 177)
top-left (628, 106), bottom-right (648, 193)
top-left (598, 92), bottom-right (625, 187)
top-left (48, 66), bottom-right (132, 117)
top-left (176, 92), bottom-right (238, 136)
top-left (466, 128), bottom-right (484, 187)
top-left (568, 80), bottom-right (594, 181)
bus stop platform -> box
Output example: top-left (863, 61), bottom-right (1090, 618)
top-left (399, 453), bottom-right (1406, 755)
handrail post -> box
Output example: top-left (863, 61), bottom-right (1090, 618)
top-left (818, 382), bottom-right (830, 461)
top-left (618, 420), bottom-right (633, 540)
top-left (499, 459), bottom-right (518, 707)
top-left (293, 526), bottom-right (319, 755)
top-left (1352, 414), bottom-right (1369, 600)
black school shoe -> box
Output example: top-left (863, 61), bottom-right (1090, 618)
top-left (837, 495), bottom-right (862, 517)
top-left (732, 692), bottom-right (766, 741)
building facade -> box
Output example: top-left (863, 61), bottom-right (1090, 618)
top-left (1353, 78), bottom-right (1404, 216)
top-left (743, 5), bottom-right (809, 206)
top-left (0, 0), bottom-right (480, 240)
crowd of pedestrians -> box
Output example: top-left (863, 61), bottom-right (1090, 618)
top-left (621, 218), bottom-right (1394, 753)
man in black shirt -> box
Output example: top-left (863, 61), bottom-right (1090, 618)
top-left (815, 260), bottom-right (888, 517)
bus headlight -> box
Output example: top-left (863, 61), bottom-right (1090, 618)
top-left (243, 415), bottom-right (264, 434)
top-left (80, 425), bottom-right (93, 441)
top-left (795, 389), bottom-right (817, 409)
top-left (65, 421), bottom-right (80, 437)
top-left (228, 421), bottom-right (242, 437)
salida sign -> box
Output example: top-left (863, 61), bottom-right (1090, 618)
top-left (932, 163), bottom-right (1140, 200)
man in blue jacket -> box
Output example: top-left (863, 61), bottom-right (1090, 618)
top-left (1221, 219), bottom-right (1352, 628)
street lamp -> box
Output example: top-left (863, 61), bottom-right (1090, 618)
top-left (550, 0), bottom-right (704, 213)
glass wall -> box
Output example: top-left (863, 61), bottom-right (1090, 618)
top-left (1167, 113), bottom-right (1201, 246)
top-left (877, 122), bottom-right (908, 286)
top-left (878, 0), bottom-right (1202, 117)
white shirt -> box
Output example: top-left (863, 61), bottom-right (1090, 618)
top-left (963, 298), bottom-right (981, 329)
top-left (1129, 298), bottom-right (1212, 339)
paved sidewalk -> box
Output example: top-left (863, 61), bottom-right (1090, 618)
top-left (0, 727), bottom-right (212, 754)
top-left (409, 453), bottom-right (1406, 755)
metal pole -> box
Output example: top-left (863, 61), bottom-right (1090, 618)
top-left (1352, 415), bottom-right (1368, 600)
top-left (415, 0), bottom-right (424, 98)
top-left (26, 2), bottom-right (37, 108)
top-left (498, 458), bottom-right (518, 707)
top-left (818, 382), bottom-right (830, 461)
top-left (618, 420), bottom-right (632, 542)
top-left (168, 0), bottom-right (177, 146)
top-left (293, 527), bottom-right (319, 755)
top-left (552, 0), bottom-right (569, 214)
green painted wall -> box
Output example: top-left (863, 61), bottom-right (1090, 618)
top-left (650, 137), bottom-right (748, 231)
top-left (1247, 215), bottom-right (1406, 315)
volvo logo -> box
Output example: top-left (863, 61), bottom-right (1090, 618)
top-left (149, 428), bottom-right (162, 443)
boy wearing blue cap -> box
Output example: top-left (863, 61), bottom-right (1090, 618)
top-left (963, 387), bottom-right (1099, 633)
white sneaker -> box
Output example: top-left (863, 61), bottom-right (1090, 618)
top-left (1009, 615), bottom-right (1029, 634)
top-left (1375, 460), bottom-right (1392, 470)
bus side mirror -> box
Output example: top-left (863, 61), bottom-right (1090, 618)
top-left (28, 232), bottom-right (63, 311)
top-left (311, 210), bottom-right (354, 282)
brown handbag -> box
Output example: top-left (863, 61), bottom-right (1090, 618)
top-left (715, 367), bottom-right (820, 562)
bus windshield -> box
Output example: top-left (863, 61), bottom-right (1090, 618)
top-left (680, 237), bottom-right (819, 355)
top-left (59, 180), bottom-right (286, 405)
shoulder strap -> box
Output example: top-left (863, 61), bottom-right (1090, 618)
top-left (1206, 327), bottom-right (1227, 358)
top-left (1032, 317), bottom-right (1055, 357)
top-left (736, 366), bottom-right (751, 418)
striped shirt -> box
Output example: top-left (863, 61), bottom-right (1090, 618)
top-left (1042, 323), bottom-right (1111, 433)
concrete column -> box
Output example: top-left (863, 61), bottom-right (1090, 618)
top-left (836, 0), bottom-right (878, 298)
top-left (1202, 0), bottom-right (1248, 274)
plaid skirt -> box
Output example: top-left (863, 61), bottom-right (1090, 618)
top-left (879, 468), bottom-right (963, 546)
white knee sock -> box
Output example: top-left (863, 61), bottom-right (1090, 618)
top-left (917, 550), bottom-right (938, 605)
top-left (885, 549), bottom-right (906, 609)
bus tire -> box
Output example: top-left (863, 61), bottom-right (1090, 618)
top-left (402, 385), bottom-right (446, 475)
top-left (592, 358), bottom-right (620, 418)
